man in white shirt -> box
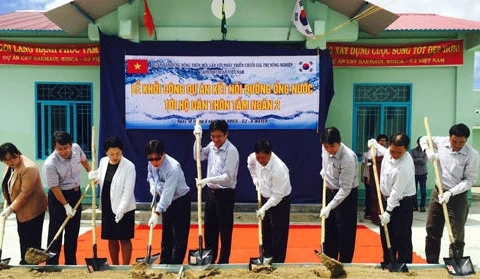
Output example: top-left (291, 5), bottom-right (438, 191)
top-left (420, 123), bottom-right (479, 263)
top-left (247, 138), bottom-right (292, 263)
top-left (369, 133), bottom-right (416, 265)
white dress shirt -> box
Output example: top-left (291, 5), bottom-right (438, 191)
top-left (247, 152), bottom-right (291, 209)
top-left (376, 145), bottom-right (416, 212)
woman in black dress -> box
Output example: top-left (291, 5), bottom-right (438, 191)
top-left (89, 137), bottom-right (136, 265)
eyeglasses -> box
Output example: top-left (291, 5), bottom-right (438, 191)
top-left (2, 155), bottom-right (18, 164)
top-left (148, 157), bottom-right (162, 161)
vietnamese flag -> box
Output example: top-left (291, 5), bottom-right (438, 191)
top-left (126, 59), bottom-right (149, 74)
top-left (143, 0), bottom-right (155, 37)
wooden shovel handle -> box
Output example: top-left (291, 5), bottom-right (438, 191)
top-left (423, 117), bottom-right (455, 244)
top-left (257, 186), bottom-right (263, 246)
top-left (90, 126), bottom-right (98, 246)
top-left (370, 145), bottom-right (393, 249)
top-left (0, 201), bottom-right (7, 250)
top-left (321, 175), bottom-right (327, 245)
top-left (195, 119), bottom-right (203, 238)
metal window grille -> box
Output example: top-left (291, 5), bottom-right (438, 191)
top-left (36, 83), bottom-right (92, 159)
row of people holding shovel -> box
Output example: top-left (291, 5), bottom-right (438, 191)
top-left (0, 119), bottom-right (293, 267)
top-left (318, 123), bottom-right (478, 273)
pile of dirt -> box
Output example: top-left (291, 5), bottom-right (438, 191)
top-left (0, 264), bottom-right (472, 278)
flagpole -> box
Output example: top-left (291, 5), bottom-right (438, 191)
top-left (286, 21), bottom-right (293, 41)
top-left (221, 0), bottom-right (227, 40)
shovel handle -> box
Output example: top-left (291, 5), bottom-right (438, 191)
top-left (370, 146), bottom-right (393, 249)
top-left (256, 186), bottom-right (263, 246)
top-left (47, 184), bottom-right (90, 251)
top-left (0, 201), bottom-right (7, 251)
top-left (195, 119), bottom-right (204, 240)
top-left (423, 117), bottom-right (455, 244)
top-left (90, 126), bottom-right (98, 246)
top-left (321, 175), bottom-right (327, 245)
top-left (148, 207), bottom-right (156, 246)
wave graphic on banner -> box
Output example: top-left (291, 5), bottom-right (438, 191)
top-left (125, 55), bottom-right (319, 129)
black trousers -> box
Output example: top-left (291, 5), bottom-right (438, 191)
top-left (204, 188), bottom-right (235, 264)
top-left (261, 194), bottom-right (291, 263)
top-left (160, 192), bottom-right (191, 264)
top-left (425, 188), bottom-right (468, 263)
top-left (47, 188), bottom-right (82, 265)
top-left (323, 187), bottom-right (358, 263)
top-left (18, 212), bottom-right (45, 265)
top-left (380, 195), bottom-right (414, 264)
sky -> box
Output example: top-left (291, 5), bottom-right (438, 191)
top-left (0, 0), bottom-right (479, 22)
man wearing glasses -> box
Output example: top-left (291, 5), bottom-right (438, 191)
top-left (145, 139), bottom-right (191, 264)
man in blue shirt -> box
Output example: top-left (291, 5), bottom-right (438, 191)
top-left (146, 139), bottom-right (191, 264)
top-left (194, 120), bottom-right (239, 264)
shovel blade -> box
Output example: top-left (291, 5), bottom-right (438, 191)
top-left (136, 253), bottom-right (160, 265)
top-left (188, 249), bottom-right (212, 266)
top-left (249, 257), bottom-right (263, 271)
top-left (381, 261), bottom-right (408, 273)
top-left (249, 257), bottom-right (273, 271)
top-left (444, 256), bottom-right (475, 277)
top-left (86, 257), bottom-right (108, 273)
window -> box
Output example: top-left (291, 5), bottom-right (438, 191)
top-left (36, 83), bottom-right (93, 159)
top-left (352, 84), bottom-right (411, 159)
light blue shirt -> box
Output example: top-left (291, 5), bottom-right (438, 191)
top-left (148, 154), bottom-right (190, 213)
top-left (193, 139), bottom-right (239, 190)
top-left (321, 143), bottom-right (358, 209)
top-left (43, 143), bottom-right (86, 190)
top-left (420, 136), bottom-right (479, 196)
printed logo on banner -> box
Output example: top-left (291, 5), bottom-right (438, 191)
top-left (126, 59), bottom-right (149, 74)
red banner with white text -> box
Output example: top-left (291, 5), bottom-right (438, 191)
top-left (0, 40), bottom-right (100, 66)
top-left (327, 40), bottom-right (463, 67)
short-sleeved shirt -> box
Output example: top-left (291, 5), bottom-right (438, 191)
top-left (43, 143), bottom-right (86, 190)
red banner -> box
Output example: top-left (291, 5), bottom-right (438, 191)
top-left (327, 40), bottom-right (463, 67)
top-left (0, 40), bottom-right (100, 66)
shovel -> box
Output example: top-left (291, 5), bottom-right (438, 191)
top-left (370, 145), bottom-right (408, 272)
top-left (25, 184), bottom-right (90, 265)
top-left (249, 186), bottom-right (272, 271)
top-left (314, 176), bottom-right (345, 277)
top-left (0, 201), bottom-right (11, 266)
top-left (188, 119), bottom-right (212, 268)
top-left (424, 117), bottom-right (475, 276)
top-left (85, 126), bottom-right (108, 272)
top-left (136, 195), bottom-right (160, 264)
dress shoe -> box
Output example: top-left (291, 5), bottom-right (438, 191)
top-left (420, 207), bottom-right (426, 212)
top-left (413, 207), bottom-right (418, 211)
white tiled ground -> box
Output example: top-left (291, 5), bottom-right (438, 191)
top-left (360, 200), bottom-right (480, 263)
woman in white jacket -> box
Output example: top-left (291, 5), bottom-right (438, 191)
top-left (89, 136), bottom-right (136, 265)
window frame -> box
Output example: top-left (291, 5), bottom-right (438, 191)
top-left (35, 82), bottom-right (93, 160)
top-left (352, 83), bottom-right (412, 160)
